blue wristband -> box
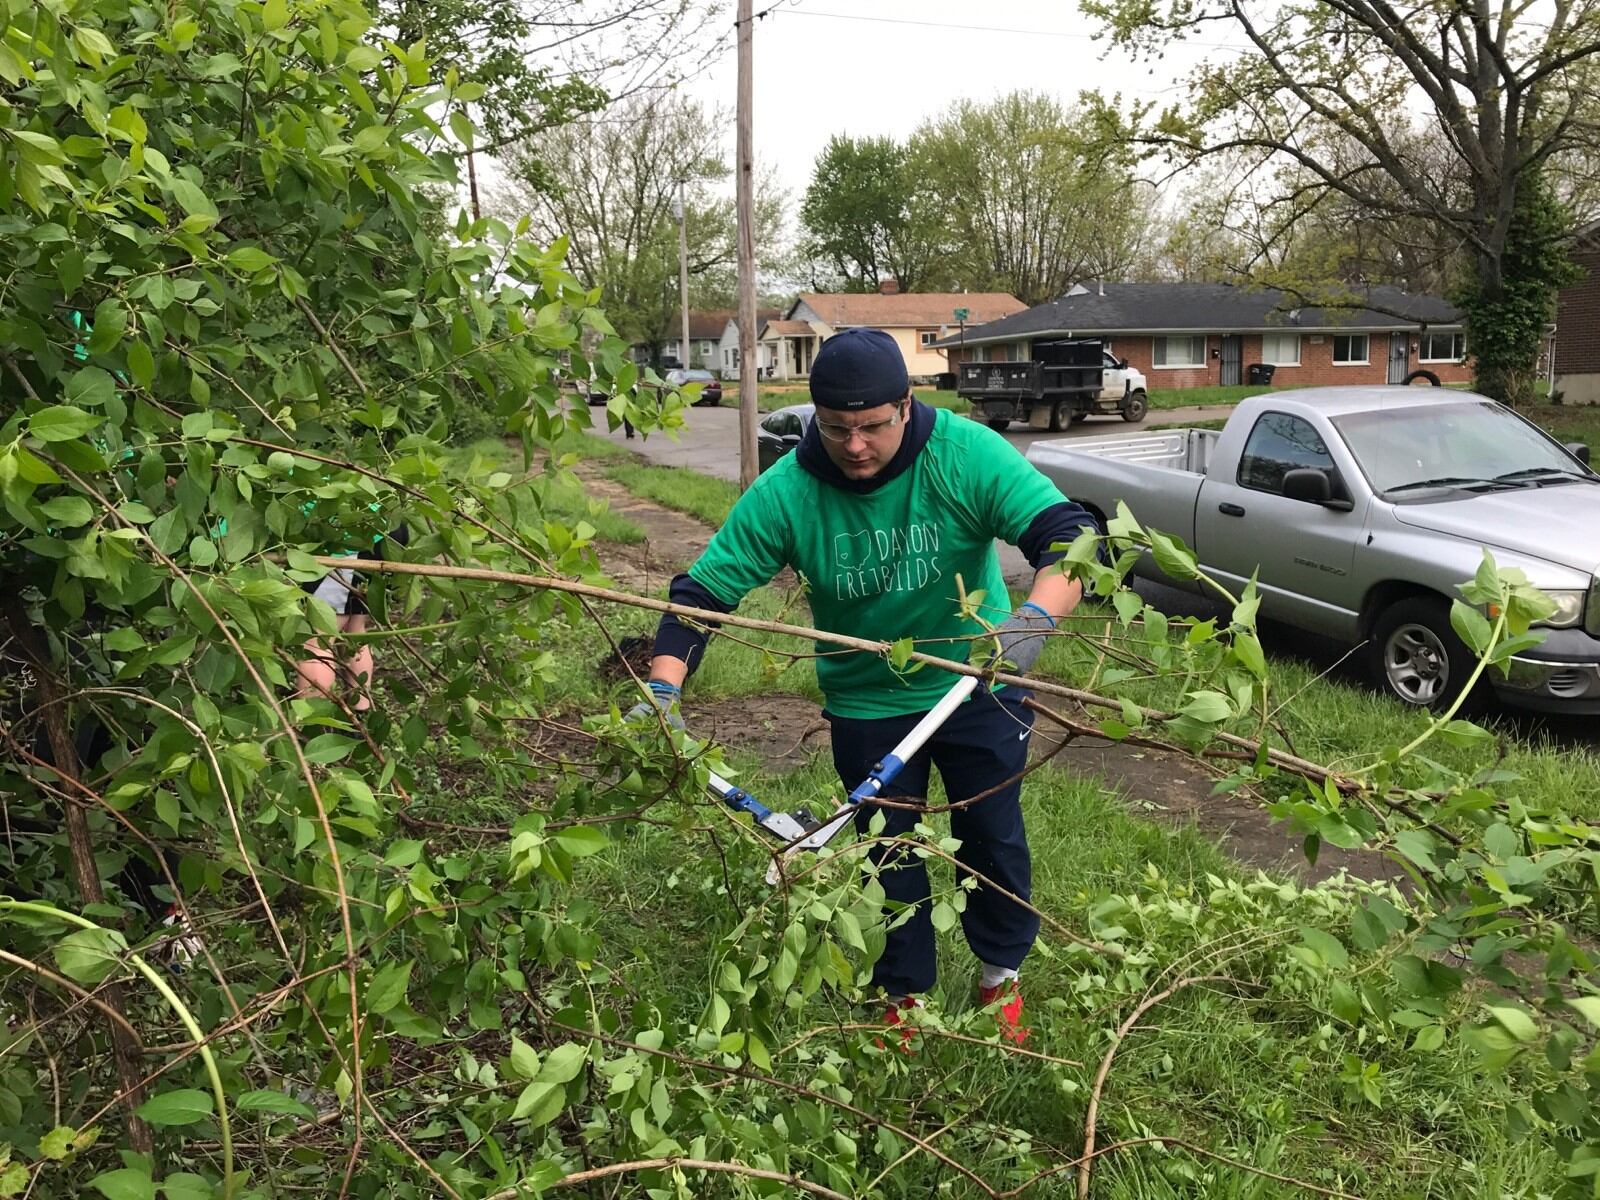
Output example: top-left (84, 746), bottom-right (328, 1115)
top-left (1018, 601), bottom-right (1056, 627)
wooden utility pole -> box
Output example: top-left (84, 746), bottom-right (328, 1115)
top-left (676, 181), bottom-right (691, 370)
top-left (735, 0), bottom-right (759, 489)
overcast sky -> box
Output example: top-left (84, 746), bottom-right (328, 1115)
top-left (678, 0), bottom-right (1249, 208)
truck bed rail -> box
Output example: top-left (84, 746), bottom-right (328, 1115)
top-left (1050, 429), bottom-right (1219, 474)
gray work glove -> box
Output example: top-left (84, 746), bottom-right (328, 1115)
top-left (989, 602), bottom-right (1056, 675)
top-left (625, 680), bottom-right (686, 731)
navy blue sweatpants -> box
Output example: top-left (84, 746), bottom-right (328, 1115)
top-left (828, 687), bottom-right (1040, 998)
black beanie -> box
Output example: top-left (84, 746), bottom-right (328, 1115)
top-left (809, 327), bottom-right (910, 410)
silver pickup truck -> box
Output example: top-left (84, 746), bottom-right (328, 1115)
top-left (1025, 387), bottom-right (1600, 713)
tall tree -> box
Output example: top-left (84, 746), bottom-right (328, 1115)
top-left (1083, 0), bottom-right (1600, 402)
top-left (381, 0), bottom-right (606, 150)
top-left (1141, 141), bottom-right (1477, 298)
top-left (799, 134), bottom-right (952, 292)
top-left (378, 0), bottom-right (724, 152)
top-left (497, 94), bottom-right (786, 350)
top-left (911, 91), bottom-right (1150, 305)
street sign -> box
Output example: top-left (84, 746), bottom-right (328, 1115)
top-left (954, 307), bottom-right (969, 321)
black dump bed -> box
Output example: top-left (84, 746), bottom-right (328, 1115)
top-left (958, 360), bottom-right (1041, 395)
top-left (1034, 338), bottom-right (1104, 368)
top-left (956, 339), bottom-right (1104, 400)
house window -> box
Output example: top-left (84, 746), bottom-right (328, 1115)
top-left (1152, 335), bottom-right (1207, 368)
top-left (1420, 331), bottom-right (1466, 362)
top-left (730, 348), bottom-right (740, 367)
top-left (919, 330), bottom-right (938, 348)
top-left (971, 345), bottom-right (987, 363)
top-left (1332, 334), bottom-right (1369, 364)
top-left (1261, 333), bottom-right (1301, 365)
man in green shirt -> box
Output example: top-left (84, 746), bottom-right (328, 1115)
top-left (632, 328), bottom-right (1093, 1042)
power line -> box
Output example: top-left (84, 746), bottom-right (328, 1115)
top-left (773, 6), bottom-right (1244, 52)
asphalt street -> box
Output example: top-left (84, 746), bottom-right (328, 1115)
top-left (589, 398), bottom-right (1236, 584)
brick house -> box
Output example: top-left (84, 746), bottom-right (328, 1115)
top-left (936, 282), bottom-right (1474, 389)
top-left (1555, 221), bottom-right (1600, 405)
top-left (755, 283), bottom-right (1026, 383)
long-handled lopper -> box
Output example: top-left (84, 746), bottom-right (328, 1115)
top-left (705, 768), bottom-right (822, 843)
top-left (698, 675), bottom-right (979, 883)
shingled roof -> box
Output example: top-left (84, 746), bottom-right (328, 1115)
top-left (932, 282), bottom-right (1462, 348)
top-left (762, 319), bottom-right (818, 337)
top-left (795, 292), bottom-right (1024, 329)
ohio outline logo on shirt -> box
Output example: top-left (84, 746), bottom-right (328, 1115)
top-left (832, 523), bottom-right (944, 600)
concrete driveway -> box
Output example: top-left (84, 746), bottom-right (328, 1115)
top-left (588, 399), bottom-right (1236, 585)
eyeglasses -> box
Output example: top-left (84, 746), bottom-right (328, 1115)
top-left (815, 402), bottom-right (907, 443)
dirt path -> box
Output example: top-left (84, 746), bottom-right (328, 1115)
top-left (575, 461), bottom-right (1399, 887)
top-left (577, 469), bottom-right (712, 594)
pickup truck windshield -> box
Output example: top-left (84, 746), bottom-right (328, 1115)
top-left (1332, 401), bottom-right (1585, 495)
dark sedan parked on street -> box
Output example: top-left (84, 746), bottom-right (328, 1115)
top-left (758, 404), bottom-right (813, 473)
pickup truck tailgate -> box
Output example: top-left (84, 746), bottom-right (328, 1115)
top-left (1026, 431), bottom-right (1210, 547)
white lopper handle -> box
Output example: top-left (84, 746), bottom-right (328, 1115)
top-left (764, 674), bottom-right (980, 885)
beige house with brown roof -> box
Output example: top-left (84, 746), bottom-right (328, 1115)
top-left (757, 285), bottom-right (1026, 382)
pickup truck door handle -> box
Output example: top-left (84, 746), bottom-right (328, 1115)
top-left (1218, 502), bottom-right (1246, 517)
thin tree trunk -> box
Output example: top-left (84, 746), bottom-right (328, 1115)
top-left (2, 598), bottom-right (154, 1155)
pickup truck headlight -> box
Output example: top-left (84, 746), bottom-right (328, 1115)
top-left (1539, 589), bottom-right (1586, 629)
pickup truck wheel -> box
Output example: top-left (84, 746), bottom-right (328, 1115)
top-left (1048, 401), bottom-right (1069, 432)
top-left (1122, 390), bottom-right (1149, 423)
top-left (986, 417), bottom-right (1011, 432)
top-left (1370, 597), bottom-right (1476, 710)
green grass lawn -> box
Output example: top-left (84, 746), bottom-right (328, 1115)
top-left (551, 427), bottom-right (634, 461)
top-left (603, 461), bottom-right (741, 526)
top-left (1517, 402), bottom-right (1600, 451)
top-left (1148, 416), bottom-right (1229, 431)
top-left (1033, 602), bottom-right (1600, 824)
top-left (577, 764), bottom-right (1558, 1198)
top-left (1147, 383), bottom-right (1279, 410)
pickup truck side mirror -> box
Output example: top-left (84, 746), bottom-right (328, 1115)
top-left (1282, 468), bottom-right (1354, 511)
top-left (1564, 441), bottom-right (1591, 466)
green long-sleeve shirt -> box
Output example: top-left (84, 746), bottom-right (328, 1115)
top-left (688, 408), bottom-right (1066, 718)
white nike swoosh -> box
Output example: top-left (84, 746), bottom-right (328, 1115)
top-left (1017, 730), bottom-right (1028, 741)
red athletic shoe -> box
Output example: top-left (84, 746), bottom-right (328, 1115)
top-left (875, 995), bottom-right (920, 1053)
top-left (978, 980), bottom-right (1029, 1044)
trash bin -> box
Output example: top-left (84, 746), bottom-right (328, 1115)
top-left (1247, 363), bottom-right (1276, 385)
